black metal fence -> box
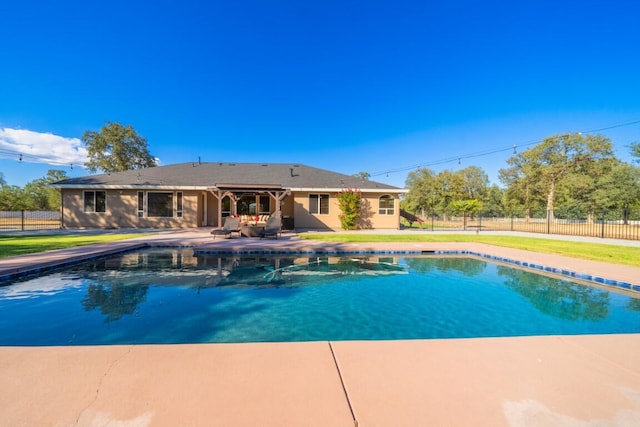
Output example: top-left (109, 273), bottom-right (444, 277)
top-left (0, 211), bottom-right (61, 231)
top-left (408, 208), bottom-right (640, 241)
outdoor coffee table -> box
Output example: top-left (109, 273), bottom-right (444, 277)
top-left (240, 225), bottom-right (263, 237)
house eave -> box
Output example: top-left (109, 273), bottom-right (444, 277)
top-left (49, 184), bottom-right (212, 191)
top-left (289, 187), bottom-right (409, 193)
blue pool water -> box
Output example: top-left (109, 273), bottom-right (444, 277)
top-left (1, 248), bottom-right (639, 345)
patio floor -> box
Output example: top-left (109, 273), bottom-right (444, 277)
top-left (1, 229), bottom-right (640, 426)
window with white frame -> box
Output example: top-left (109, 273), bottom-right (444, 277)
top-left (137, 192), bottom-right (145, 217)
top-left (309, 194), bottom-right (329, 215)
top-left (379, 195), bottom-right (395, 215)
top-left (176, 192), bottom-right (183, 218)
top-left (84, 191), bottom-right (106, 213)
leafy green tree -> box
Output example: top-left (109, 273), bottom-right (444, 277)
top-left (449, 199), bottom-right (483, 217)
top-left (434, 170), bottom-right (466, 216)
top-left (82, 121), bottom-right (157, 173)
top-left (0, 185), bottom-right (26, 210)
top-left (594, 161), bottom-right (640, 219)
top-left (337, 188), bottom-right (362, 230)
top-left (353, 171), bottom-right (370, 181)
top-left (458, 166), bottom-right (489, 200)
top-left (403, 168), bottom-right (437, 217)
top-left (22, 170), bottom-right (68, 210)
top-left (499, 151), bottom-right (544, 219)
top-left (482, 185), bottom-right (506, 217)
top-left (631, 142), bottom-right (640, 162)
top-left (500, 133), bottom-right (615, 220)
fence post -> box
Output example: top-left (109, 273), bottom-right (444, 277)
top-left (547, 210), bottom-right (551, 234)
top-left (21, 210), bottom-right (25, 231)
top-left (510, 215), bottom-right (514, 232)
top-left (478, 215), bottom-right (482, 234)
top-left (601, 209), bottom-right (606, 239)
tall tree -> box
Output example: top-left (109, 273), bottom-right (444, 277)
top-left (499, 151), bottom-right (544, 219)
top-left (403, 168), bottom-right (437, 217)
top-left (595, 161), bottom-right (640, 217)
top-left (22, 169), bottom-right (68, 210)
top-left (82, 121), bottom-right (157, 173)
top-left (353, 171), bottom-right (370, 181)
top-left (0, 185), bottom-right (25, 210)
top-left (631, 142), bottom-right (640, 163)
top-left (458, 166), bottom-right (489, 200)
top-left (500, 133), bottom-right (615, 220)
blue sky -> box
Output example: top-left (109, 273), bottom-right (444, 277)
top-left (1, 0), bottom-right (639, 189)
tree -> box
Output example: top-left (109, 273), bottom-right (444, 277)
top-left (500, 133), bottom-right (615, 221)
top-left (403, 168), bottom-right (437, 217)
top-left (0, 185), bottom-right (26, 210)
top-left (449, 199), bottom-right (483, 218)
top-left (22, 170), bottom-right (68, 210)
top-left (631, 142), bottom-right (640, 160)
top-left (353, 171), bottom-right (370, 181)
top-left (594, 161), bottom-right (640, 218)
top-left (458, 166), bottom-right (489, 200)
top-left (482, 185), bottom-right (506, 217)
top-left (82, 121), bottom-right (157, 173)
top-left (500, 151), bottom-right (545, 219)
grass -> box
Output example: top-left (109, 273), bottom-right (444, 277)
top-left (300, 233), bottom-right (640, 268)
top-left (0, 233), bottom-right (154, 258)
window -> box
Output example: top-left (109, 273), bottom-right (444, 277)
top-left (148, 192), bottom-right (174, 217)
top-left (258, 195), bottom-right (270, 214)
top-left (176, 192), bottom-right (183, 218)
top-left (137, 192), bottom-right (145, 217)
top-left (84, 191), bottom-right (106, 213)
top-left (309, 194), bottom-right (329, 215)
top-left (379, 195), bottom-right (395, 215)
top-left (221, 196), bottom-right (231, 217)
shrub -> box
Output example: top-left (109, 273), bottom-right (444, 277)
top-left (337, 188), bottom-right (362, 230)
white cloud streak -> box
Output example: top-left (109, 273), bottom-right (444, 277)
top-left (0, 128), bottom-right (88, 166)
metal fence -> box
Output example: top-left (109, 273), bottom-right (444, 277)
top-left (409, 208), bottom-right (640, 241)
top-left (0, 211), bottom-right (61, 231)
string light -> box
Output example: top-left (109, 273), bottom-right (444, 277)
top-left (371, 118), bottom-right (640, 178)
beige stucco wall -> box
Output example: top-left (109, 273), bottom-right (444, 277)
top-left (292, 191), bottom-right (401, 230)
top-left (61, 189), bottom-right (400, 230)
top-left (61, 190), bottom-right (200, 229)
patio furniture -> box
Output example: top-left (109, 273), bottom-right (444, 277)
top-left (240, 225), bottom-right (263, 237)
top-left (259, 215), bottom-right (281, 239)
top-left (211, 217), bottom-right (241, 239)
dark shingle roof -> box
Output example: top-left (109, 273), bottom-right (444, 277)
top-left (51, 162), bottom-right (404, 191)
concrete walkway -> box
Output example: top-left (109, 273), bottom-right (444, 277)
top-left (1, 229), bottom-right (640, 426)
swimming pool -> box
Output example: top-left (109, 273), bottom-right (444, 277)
top-left (1, 248), bottom-right (639, 345)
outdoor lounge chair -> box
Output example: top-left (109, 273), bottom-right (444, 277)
top-left (211, 216), bottom-right (241, 239)
top-left (259, 214), bottom-right (281, 239)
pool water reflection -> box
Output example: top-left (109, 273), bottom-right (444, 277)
top-left (1, 248), bottom-right (639, 345)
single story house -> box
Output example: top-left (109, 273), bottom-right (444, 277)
top-left (50, 162), bottom-right (408, 230)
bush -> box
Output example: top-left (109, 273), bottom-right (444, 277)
top-left (337, 188), bottom-right (362, 230)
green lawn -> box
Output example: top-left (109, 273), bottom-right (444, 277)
top-left (0, 234), bottom-right (153, 258)
top-left (300, 233), bottom-right (640, 268)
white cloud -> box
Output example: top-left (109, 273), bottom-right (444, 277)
top-left (0, 128), bottom-right (88, 166)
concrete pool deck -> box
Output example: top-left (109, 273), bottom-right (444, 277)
top-left (1, 229), bottom-right (640, 426)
